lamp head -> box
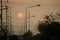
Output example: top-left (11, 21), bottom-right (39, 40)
top-left (32, 15), bottom-right (35, 17)
top-left (37, 5), bottom-right (40, 6)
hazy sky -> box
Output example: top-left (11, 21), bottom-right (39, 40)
top-left (7, 0), bottom-right (60, 35)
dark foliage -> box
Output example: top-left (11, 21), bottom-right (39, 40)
top-left (38, 21), bottom-right (60, 40)
top-left (32, 34), bottom-right (40, 40)
top-left (10, 35), bottom-right (18, 40)
top-left (23, 30), bottom-right (32, 40)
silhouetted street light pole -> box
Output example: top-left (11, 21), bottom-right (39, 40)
top-left (28, 11), bottom-right (35, 30)
top-left (25, 4), bottom-right (40, 32)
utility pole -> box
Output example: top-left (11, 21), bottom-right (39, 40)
top-left (0, 0), bottom-right (3, 31)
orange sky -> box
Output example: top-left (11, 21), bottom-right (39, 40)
top-left (8, 0), bottom-right (60, 35)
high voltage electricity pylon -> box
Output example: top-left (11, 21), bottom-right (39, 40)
top-left (0, 0), bottom-right (12, 38)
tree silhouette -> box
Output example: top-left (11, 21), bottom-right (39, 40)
top-left (38, 13), bottom-right (60, 40)
top-left (23, 30), bottom-right (32, 40)
top-left (38, 21), bottom-right (60, 40)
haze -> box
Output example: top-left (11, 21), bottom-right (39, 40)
top-left (7, 0), bottom-right (60, 35)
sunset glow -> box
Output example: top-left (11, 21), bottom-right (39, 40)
top-left (18, 13), bottom-right (23, 19)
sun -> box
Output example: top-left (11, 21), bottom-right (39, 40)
top-left (18, 13), bottom-right (23, 19)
